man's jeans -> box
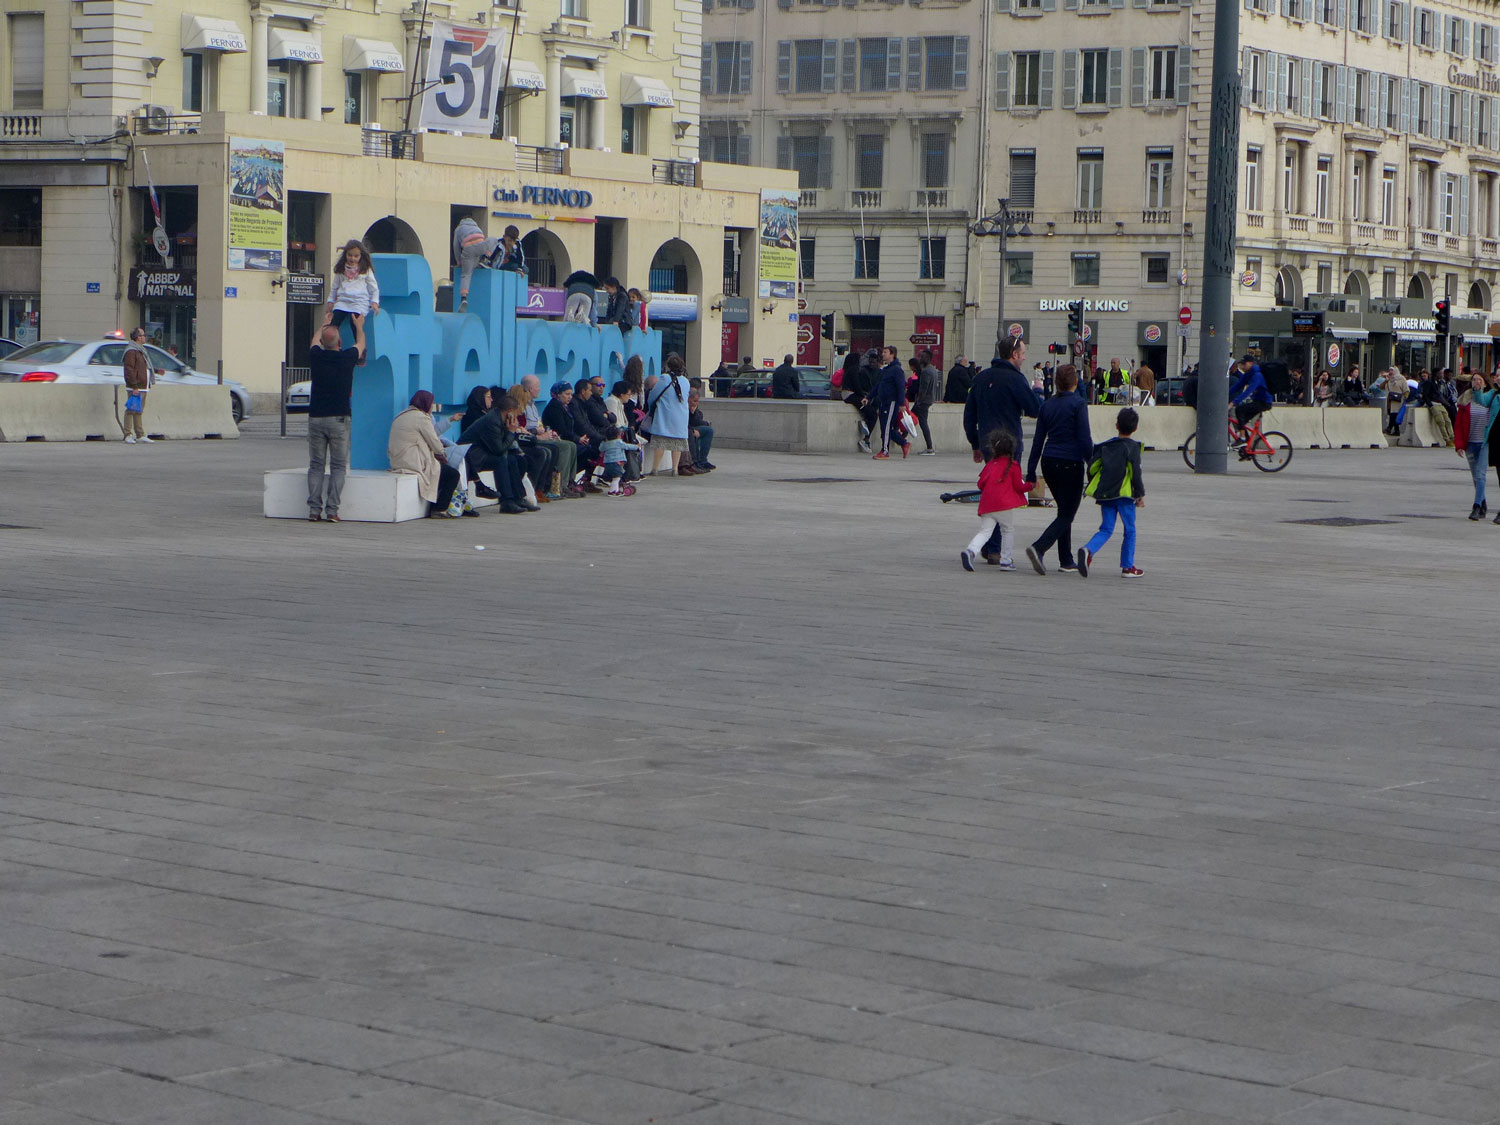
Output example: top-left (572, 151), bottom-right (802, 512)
top-left (691, 423), bottom-right (714, 466)
top-left (308, 416), bottom-right (350, 516)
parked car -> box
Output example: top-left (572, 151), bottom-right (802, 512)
top-left (0, 338), bottom-right (22, 359)
top-left (728, 366), bottom-right (830, 399)
top-left (0, 338), bottom-right (251, 422)
top-left (1153, 376), bottom-right (1191, 406)
top-left (284, 379), bottom-right (311, 412)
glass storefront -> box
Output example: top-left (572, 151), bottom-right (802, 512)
top-left (2, 294), bottom-right (40, 344)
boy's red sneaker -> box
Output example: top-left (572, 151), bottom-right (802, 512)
top-left (1121, 566), bottom-right (1145, 578)
top-left (872, 451), bottom-right (890, 460)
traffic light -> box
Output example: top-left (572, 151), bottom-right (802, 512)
top-left (1067, 301), bottom-right (1084, 336)
top-left (1435, 299), bottom-right (1451, 336)
top-left (820, 312), bottom-right (834, 340)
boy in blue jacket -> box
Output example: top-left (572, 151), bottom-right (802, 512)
top-left (1077, 408), bottom-right (1146, 579)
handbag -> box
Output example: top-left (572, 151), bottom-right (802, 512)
top-left (125, 392), bottom-right (143, 413)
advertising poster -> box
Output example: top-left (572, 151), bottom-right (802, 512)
top-left (419, 21), bottom-right (508, 135)
top-left (758, 188), bottom-right (798, 300)
top-left (227, 138), bottom-right (284, 271)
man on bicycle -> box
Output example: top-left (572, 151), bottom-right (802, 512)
top-left (1229, 355), bottom-right (1273, 456)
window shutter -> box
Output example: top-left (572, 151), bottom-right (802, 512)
top-left (1108, 48), bottom-right (1123, 106)
top-left (887, 39), bottom-right (903, 89)
top-left (1492, 96), bottom-right (1499, 149)
top-left (1441, 13), bottom-right (1450, 46)
top-left (1335, 0), bottom-right (1345, 26)
top-left (777, 42), bottom-right (792, 92)
top-left (1399, 78), bottom-right (1410, 133)
top-left (817, 135), bottom-right (833, 188)
top-left (1437, 85), bottom-right (1448, 140)
top-left (735, 133), bottom-right (751, 164)
top-left (994, 52), bottom-right (1011, 109)
top-left (1110, 0), bottom-right (1125, 11)
top-left (841, 39), bottom-right (856, 91)
top-left (702, 48), bottom-right (713, 94)
top-left (739, 41), bottom-right (753, 93)
top-left (1465, 90), bottom-right (1474, 143)
top-left (1064, 48), bottom-right (1078, 109)
top-left (1040, 50), bottom-right (1055, 108)
top-left (1461, 174), bottom-right (1471, 235)
top-left (996, 0), bottom-right (1012, 11)
top-left (1266, 52), bottom-right (1279, 108)
top-left (1301, 57), bottom-right (1314, 118)
top-left (776, 135), bottom-right (792, 169)
top-left (1177, 45), bottom-right (1190, 104)
top-left (1462, 19), bottom-right (1470, 56)
top-left (823, 39), bottom-right (838, 92)
top-left (1335, 64), bottom-right (1347, 120)
top-left (1130, 47), bottom-right (1146, 106)
top-left (1043, 0), bottom-right (1057, 11)
top-left (907, 37), bottom-right (923, 90)
top-left (1379, 75), bottom-right (1389, 126)
top-left (953, 38), bottom-right (969, 89)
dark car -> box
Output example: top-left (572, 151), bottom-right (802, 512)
top-left (1154, 376), bottom-right (1191, 405)
top-left (728, 366), bottom-right (830, 399)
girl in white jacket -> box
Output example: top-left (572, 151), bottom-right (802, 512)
top-left (322, 240), bottom-right (380, 329)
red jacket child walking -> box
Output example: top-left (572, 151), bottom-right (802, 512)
top-left (961, 431), bottom-right (1034, 571)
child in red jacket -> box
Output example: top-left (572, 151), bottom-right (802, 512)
top-left (961, 429), bottom-right (1034, 571)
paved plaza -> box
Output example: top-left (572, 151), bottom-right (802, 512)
top-left (2, 432), bottom-right (1499, 1125)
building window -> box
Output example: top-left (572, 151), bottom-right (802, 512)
top-left (267, 61), bottom-right (295, 118)
top-left (1415, 83), bottom-right (1431, 134)
top-left (1317, 262), bottom-right (1333, 293)
top-left (1080, 49), bottom-right (1108, 106)
top-left (799, 236), bottom-right (815, 280)
top-left (1417, 7), bottom-right (1436, 47)
top-left (1283, 150), bottom-right (1295, 211)
top-left (1245, 147), bottom-right (1261, 211)
top-left (1386, 1), bottom-right (1402, 37)
top-left (701, 128), bottom-right (750, 164)
top-left (1246, 256), bottom-right (1262, 290)
top-left (1353, 70), bottom-right (1369, 124)
top-left (1315, 156), bottom-right (1330, 219)
top-left (1076, 151), bottom-right (1103, 210)
top-left (1447, 91), bottom-right (1461, 141)
top-left (919, 236), bottom-right (946, 280)
top-left (1246, 51), bottom-right (1264, 107)
top-left (626, 0), bottom-right (648, 27)
top-left (184, 53), bottom-right (205, 113)
top-left (854, 236), bottom-right (880, 279)
top-left (1448, 15), bottom-right (1466, 53)
top-left (795, 39), bottom-right (826, 93)
top-left (1072, 252), bottom-right (1100, 286)
top-left (1381, 166), bottom-right (1396, 226)
top-left (1382, 266), bottom-right (1397, 297)
top-left (1014, 52), bottom-right (1042, 107)
top-left (1351, 157), bottom-right (1363, 221)
top-left (562, 0), bottom-right (587, 16)
top-left (788, 134), bottom-right (827, 188)
top-left (1285, 58), bottom-right (1300, 113)
top-left (1149, 47), bottom-right (1176, 102)
top-left (1146, 149), bottom-right (1172, 210)
top-left (1319, 65), bottom-right (1335, 118)
top-left (1007, 252), bottom-right (1033, 285)
top-left (1384, 76), bottom-right (1400, 129)
top-left (921, 133), bottom-right (950, 188)
top-left (621, 106), bottom-right (643, 153)
top-left (855, 133), bottom-right (884, 189)
top-left (859, 38), bottom-right (894, 91)
top-left (343, 71), bottom-right (362, 124)
top-left (0, 189), bottom-right (42, 246)
top-left (8, 14), bottom-right (43, 109)
top-left (1144, 253), bottom-right (1170, 284)
top-left (1481, 97), bottom-right (1493, 146)
top-left (923, 36), bottom-right (963, 91)
top-left (708, 42), bottom-right (752, 95)
top-left (1009, 149), bottom-right (1036, 209)
top-left (1442, 173), bottom-right (1456, 233)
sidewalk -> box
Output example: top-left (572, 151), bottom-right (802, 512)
top-left (1, 436), bottom-right (1497, 1124)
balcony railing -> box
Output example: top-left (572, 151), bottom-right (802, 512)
top-left (1483, 238), bottom-right (1499, 256)
top-left (1287, 217), bottom-right (1310, 232)
top-left (1316, 220), bottom-right (1336, 235)
top-left (1355, 223), bottom-right (1377, 240)
top-left (850, 189), bottom-right (882, 209)
top-left (1445, 235), bottom-right (1460, 250)
top-left (362, 127), bottom-right (417, 159)
top-left (722, 273), bottom-right (741, 297)
top-left (516, 144), bottom-right (564, 173)
top-left (1245, 213), bottom-right (1266, 228)
top-left (137, 239), bottom-right (198, 271)
top-left (1, 114), bottom-right (41, 138)
top-left (912, 189), bottom-right (949, 209)
top-left (798, 189), bottom-right (819, 209)
top-left (1141, 209), bottom-right (1173, 223)
top-left (1073, 209), bottom-right (1102, 223)
top-left (1419, 230), bottom-right (1439, 248)
top-left (1381, 227), bottom-right (1401, 241)
top-left (652, 158), bottom-right (697, 186)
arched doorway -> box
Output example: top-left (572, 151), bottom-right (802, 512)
top-left (1406, 271), bottom-right (1432, 301)
top-left (1273, 265), bottom-right (1302, 309)
top-left (1467, 279), bottom-right (1491, 311)
top-left (648, 238), bottom-right (704, 369)
top-left (363, 215), bottom-right (422, 255)
top-left (521, 229), bottom-right (570, 288)
top-left (1342, 270), bottom-right (1368, 304)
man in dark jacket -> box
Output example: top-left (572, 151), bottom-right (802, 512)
top-left (601, 277), bottom-right (633, 332)
top-left (771, 355), bottom-right (801, 399)
top-left (542, 380), bottom-right (601, 492)
top-left (459, 402), bottom-right (530, 513)
top-left (943, 355), bottom-right (973, 403)
top-left (569, 377), bottom-right (611, 489)
top-left (964, 337), bottom-right (1041, 558)
top-left (872, 345), bottom-right (909, 458)
top-left (1023, 363), bottom-right (1093, 574)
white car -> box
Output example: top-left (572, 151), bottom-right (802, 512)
top-left (0, 337), bottom-right (251, 422)
top-left (284, 378), bottom-right (311, 412)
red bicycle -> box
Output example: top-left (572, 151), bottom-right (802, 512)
top-left (1181, 411), bottom-right (1293, 472)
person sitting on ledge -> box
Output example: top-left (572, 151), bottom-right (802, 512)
top-left (390, 391), bottom-right (469, 519)
top-left (459, 393), bottom-right (532, 514)
top-left (570, 376), bottom-right (612, 491)
top-left (543, 381), bottom-right (601, 494)
top-left (496, 385), bottom-right (555, 502)
top-left (688, 386), bottom-right (715, 472)
top-left (516, 375), bottom-right (579, 498)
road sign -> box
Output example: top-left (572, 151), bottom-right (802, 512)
top-left (1179, 306), bottom-right (1192, 325)
top-left (1071, 339), bottom-right (1085, 355)
top-left (909, 332), bottom-right (940, 346)
top-left (796, 297), bottom-right (807, 312)
top-left (797, 323), bottom-right (814, 345)
top-left (1176, 324), bottom-right (1190, 338)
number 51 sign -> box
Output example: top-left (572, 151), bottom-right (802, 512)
top-left (419, 21), bottom-right (508, 136)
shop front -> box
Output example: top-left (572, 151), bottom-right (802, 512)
top-left (128, 266), bottom-right (197, 365)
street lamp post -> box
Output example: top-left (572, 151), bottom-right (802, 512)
top-left (971, 198), bottom-right (1031, 358)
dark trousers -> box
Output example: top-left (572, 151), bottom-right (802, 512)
top-left (434, 463), bottom-right (460, 512)
top-left (1030, 457), bottom-right (1085, 563)
top-left (878, 400), bottom-right (906, 453)
top-left (519, 440), bottom-right (555, 491)
top-left (466, 449), bottom-right (525, 502)
top-left (913, 402), bottom-right (933, 449)
top-left (1234, 400), bottom-right (1270, 430)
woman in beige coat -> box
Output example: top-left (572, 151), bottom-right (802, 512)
top-left (389, 390), bottom-right (465, 516)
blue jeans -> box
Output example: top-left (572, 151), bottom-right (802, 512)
top-left (1467, 443), bottom-right (1489, 507)
top-left (691, 424), bottom-right (714, 466)
top-left (1085, 498), bottom-right (1138, 569)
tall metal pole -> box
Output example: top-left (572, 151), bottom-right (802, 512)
top-left (994, 220), bottom-right (1007, 359)
top-left (1193, 0), bottom-right (1240, 474)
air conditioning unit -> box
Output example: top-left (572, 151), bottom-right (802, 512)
top-left (1305, 296), bottom-right (1349, 312)
top-left (139, 104), bottom-right (173, 133)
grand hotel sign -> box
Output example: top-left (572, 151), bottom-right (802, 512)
top-left (1449, 65), bottom-right (1500, 93)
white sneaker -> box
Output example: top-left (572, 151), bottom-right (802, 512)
top-left (139, 436), bottom-right (155, 443)
top-left (124, 435), bottom-right (136, 444)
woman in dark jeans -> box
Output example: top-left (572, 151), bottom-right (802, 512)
top-left (1022, 365), bottom-right (1093, 575)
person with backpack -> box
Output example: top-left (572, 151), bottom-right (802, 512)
top-left (1077, 407), bottom-right (1146, 579)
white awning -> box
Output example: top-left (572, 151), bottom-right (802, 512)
top-left (1393, 329), bottom-right (1437, 341)
top-left (343, 36), bottom-right (405, 73)
top-left (269, 28), bottom-right (323, 64)
top-left (1327, 327), bottom-right (1368, 340)
top-left (181, 13), bottom-right (247, 53)
top-left (621, 74), bottom-right (674, 108)
top-left (505, 59), bottom-right (546, 90)
top-left (561, 68), bottom-right (608, 99)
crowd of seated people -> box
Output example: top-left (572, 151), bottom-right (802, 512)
top-left (387, 355), bottom-right (717, 517)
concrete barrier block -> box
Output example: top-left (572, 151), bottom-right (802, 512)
top-left (138, 385), bottom-right (239, 440)
top-left (1087, 405), bottom-right (1196, 451)
top-left (264, 468), bottom-right (427, 522)
top-left (0, 384), bottom-right (122, 442)
top-left (1318, 406), bottom-right (1386, 448)
top-left (1405, 407), bottom-right (1445, 447)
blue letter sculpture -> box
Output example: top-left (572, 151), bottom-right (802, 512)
top-left (347, 254), bottom-right (662, 471)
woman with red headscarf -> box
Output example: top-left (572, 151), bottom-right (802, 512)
top-left (389, 390), bottom-right (469, 517)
